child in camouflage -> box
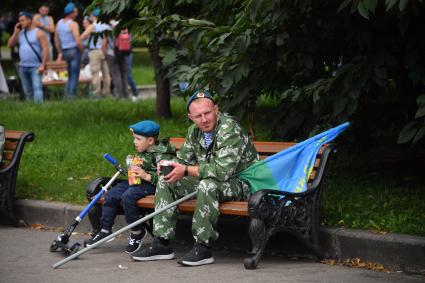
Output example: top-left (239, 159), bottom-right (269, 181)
top-left (84, 120), bottom-right (175, 254)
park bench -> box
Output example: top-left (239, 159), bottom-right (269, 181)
top-left (0, 130), bottom-right (35, 225)
top-left (86, 137), bottom-right (333, 269)
top-left (42, 61), bottom-right (91, 87)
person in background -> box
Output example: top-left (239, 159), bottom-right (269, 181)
top-left (105, 20), bottom-right (128, 99)
top-left (126, 48), bottom-right (139, 101)
top-left (33, 3), bottom-right (55, 60)
top-left (80, 16), bottom-right (92, 67)
top-left (0, 15), bottom-right (7, 60)
top-left (55, 2), bottom-right (83, 99)
top-left (7, 11), bottom-right (48, 103)
top-left (80, 8), bottom-right (111, 98)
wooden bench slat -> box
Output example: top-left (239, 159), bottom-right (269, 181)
top-left (169, 138), bottom-right (298, 156)
top-left (252, 142), bottom-right (294, 154)
top-left (43, 79), bottom-right (91, 86)
top-left (4, 141), bottom-right (18, 150)
top-left (43, 61), bottom-right (91, 86)
top-left (5, 130), bottom-right (25, 140)
top-left (46, 61), bottom-right (67, 68)
top-left (2, 151), bottom-right (14, 161)
top-left (137, 195), bottom-right (249, 216)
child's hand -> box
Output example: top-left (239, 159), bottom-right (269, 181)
top-left (130, 166), bottom-right (149, 181)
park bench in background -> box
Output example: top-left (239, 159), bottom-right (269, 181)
top-left (43, 61), bottom-right (91, 87)
top-left (13, 61), bottom-right (91, 99)
top-left (87, 137), bottom-right (333, 269)
top-left (43, 61), bottom-right (91, 86)
top-left (0, 130), bottom-right (35, 225)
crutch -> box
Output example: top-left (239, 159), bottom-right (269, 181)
top-left (53, 189), bottom-right (197, 268)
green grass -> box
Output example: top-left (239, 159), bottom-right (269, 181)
top-left (0, 98), bottom-right (424, 236)
top-left (132, 48), bottom-right (155, 86)
top-left (321, 144), bottom-right (425, 236)
top-left (1, 97), bottom-right (189, 204)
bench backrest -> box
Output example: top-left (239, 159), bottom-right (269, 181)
top-left (168, 137), bottom-right (330, 187)
top-left (0, 130), bottom-right (35, 171)
top-left (46, 61), bottom-right (68, 72)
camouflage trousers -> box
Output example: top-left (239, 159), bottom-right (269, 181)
top-left (153, 175), bottom-right (250, 245)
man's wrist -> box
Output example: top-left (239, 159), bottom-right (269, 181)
top-left (184, 165), bottom-right (188, 176)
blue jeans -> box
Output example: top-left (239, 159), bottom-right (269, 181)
top-left (62, 47), bottom-right (81, 98)
top-left (101, 180), bottom-right (155, 231)
top-left (125, 53), bottom-right (138, 96)
top-left (19, 66), bottom-right (43, 103)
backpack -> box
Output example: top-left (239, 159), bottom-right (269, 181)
top-left (115, 29), bottom-right (131, 56)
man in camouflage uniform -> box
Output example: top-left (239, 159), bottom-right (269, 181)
top-left (84, 120), bottom-right (175, 254)
top-left (132, 90), bottom-right (258, 266)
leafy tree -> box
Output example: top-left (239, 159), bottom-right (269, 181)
top-left (92, 0), bottom-right (425, 145)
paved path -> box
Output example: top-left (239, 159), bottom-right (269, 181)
top-left (0, 227), bottom-right (422, 283)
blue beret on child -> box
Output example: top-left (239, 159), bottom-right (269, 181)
top-left (129, 120), bottom-right (160, 137)
top-left (64, 3), bottom-right (76, 15)
top-left (186, 89), bottom-right (214, 111)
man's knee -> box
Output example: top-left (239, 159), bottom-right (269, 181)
top-left (198, 179), bottom-right (219, 196)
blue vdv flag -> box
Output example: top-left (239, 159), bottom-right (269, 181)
top-left (238, 122), bottom-right (350, 193)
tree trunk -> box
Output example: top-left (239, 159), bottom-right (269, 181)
top-left (148, 41), bottom-right (171, 119)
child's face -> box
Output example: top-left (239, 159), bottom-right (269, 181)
top-left (132, 133), bottom-right (154, 152)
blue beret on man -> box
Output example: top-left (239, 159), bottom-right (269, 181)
top-left (64, 2), bottom-right (76, 15)
top-left (186, 89), bottom-right (214, 112)
top-left (129, 120), bottom-right (160, 137)
top-left (92, 8), bottom-right (101, 17)
top-left (18, 11), bottom-right (33, 20)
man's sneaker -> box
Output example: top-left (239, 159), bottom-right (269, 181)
top-left (125, 230), bottom-right (148, 254)
top-left (83, 230), bottom-right (115, 247)
top-left (132, 238), bottom-right (174, 261)
top-left (177, 243), bottom-right (215, 266)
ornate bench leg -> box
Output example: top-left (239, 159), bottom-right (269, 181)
top-left (244, 218), bottom-right (267, 269)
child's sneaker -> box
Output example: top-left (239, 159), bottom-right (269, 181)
top-left (84, 230), bottom-right (115, 247)
top-left (125, 230), bottom-right (148, 254)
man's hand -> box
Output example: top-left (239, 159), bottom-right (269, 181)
top-left (14, 23), bottom-right (21, 33)
top-left (56, 53), bottom-right (63, 62)
top-left (160, 161), bottom-right (185, 183)
top-left (38, 64), bottom-right (46, 74)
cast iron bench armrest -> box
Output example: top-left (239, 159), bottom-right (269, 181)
top-left (0, 131), bottom-right (35, 174)
top-left (0, 130), bottom-right (35, 225)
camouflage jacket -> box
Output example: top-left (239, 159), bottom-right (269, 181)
top-left (136, 139), bottom-right (176, 185)
top-left (177, 113), bottom-right (259, 182)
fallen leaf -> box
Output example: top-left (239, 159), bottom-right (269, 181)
top-left (30, 223), bottom-right (46, 230)
top-left (322, 257), bottom-right (390, 273)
